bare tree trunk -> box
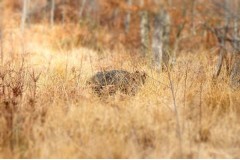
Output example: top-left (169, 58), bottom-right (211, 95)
top-left (233, 17), bottom-right (238, 51)
top-left (230, 0), bottom-right (240, 88)
top-left (125, 0), bottom-right (132, 33)
top-left (163, 11), bottom-right (171, 65)
top-left (45, 0), bottom-right (50, 21)
top-left (21, 0), bottom-right (29, 32)
top-left (140, 0), bottom-right (149, 57)
top-left (152, 11), bottom-right (163, 71)
top-left (211, 0), bottom-right (240, 88)
top-left (213, 0), bottom-right (229, 78)
top-left (61, 0), bottom-right (66, 24)
top-left (79, 0), bottom-right (86, 19)
top-left (139, 0), bottom-right (149, 57)
top-left (152, 10), bottom-right (171, 71)
top-left (112, 8), bottom-right (119, 26)
top-left (0, 3), bottom-right (3, 65)
top-left (50, 0), bottom-right (55, 27)
top-left (0, 28), bottom-right (2, 66)
top-left (85, 0), bottom-right (99, 23)
top-left (230, 54), bottom-right (240, 88)
top-left (87, 0), bottom-right (95, 19)
top-left (140, 10), bottom-right (150, 57)
top-left (172, 0), bottom-right (187, 66)
top-left (231, 1), bottom-right (239, 77)
top-left (190, 0), bottom-right (196, 35)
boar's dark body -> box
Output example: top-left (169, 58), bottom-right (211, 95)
top-left (87, 70), bottom-right (146, 96)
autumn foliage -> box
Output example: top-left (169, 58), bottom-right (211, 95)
top-left (1, 0), bottom-right (240, 159)
top-left (1, 0), bottom-right (224, 52)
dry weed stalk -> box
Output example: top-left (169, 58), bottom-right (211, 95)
top-left (0, 61), bottom-right (26, 152)
top-left (28, 69), bottom-right (41, 105)
top-left (166, 65), bottom-right (183, 157)
top-left (0, 57), bottom-right (42, 153)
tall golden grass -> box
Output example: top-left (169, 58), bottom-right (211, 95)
top-left (0, 24), bottom-right (240, 158)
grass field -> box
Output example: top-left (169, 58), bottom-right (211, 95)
top-left (0, 24), bottom-right (240, 158)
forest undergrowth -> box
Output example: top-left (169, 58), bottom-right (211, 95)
top-left (0, 24), bottom-right (240, 158)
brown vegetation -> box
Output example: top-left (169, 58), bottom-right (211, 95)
top-left (0, 0), bottom-right (240, 158)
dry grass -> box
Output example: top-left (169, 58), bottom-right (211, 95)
top-left (0, 24), bottom-right (240, 158)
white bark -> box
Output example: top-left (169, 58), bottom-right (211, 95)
top-left (125, 0), bottom-right (132, 33)
top-left (214, 0), bottom-right (229, 78)
top-left (50, 0), bottom-right (55, 26)
top-left (230, 55), bottom-right (240, 89)
top-left (0, 4), bottom-right (3, 65)
top-left (140, 10), bottom-right (150, 57)
top-left (79, 0), bottom-right (87, 19)
top-left (152, 10), bottom-right (171, 71)
top-left (140, 0), bottom-right (149, 56)
top-left (61, 0), bottom-right (66, 24)
top-left (21, 0), bottom-right (29, 32)
top-left (230, 0), bottom-right (240, 88)
top-left (190, 0), bottom-right (196, 35)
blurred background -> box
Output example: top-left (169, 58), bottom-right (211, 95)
top-left (1, 0), bottom-right (239, 52)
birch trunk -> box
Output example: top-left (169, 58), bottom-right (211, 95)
top-left (125, 0), bottom-right (132, 33)
top-left (0, 31), bottom-right (3, 65)
top-left (213, 0), bottom-right (229, 78)
top-left (152, 10), bottom-right (171, 71)
top-left (50, 0), bottom-right (55, 27)
top-left (61, 0), bottom-right (66, 24)
top-left (190, 0), bottom-right (196, 35)
top-left (139, 0), bottom-right (149, 57)
top-left (230, 55), bottom-right (240, 88)
top-left (0, 4), bottom-right (3, 65)
top-left (230, 0), bottom-right (240, 88)
top-left (140, 11), bottom-right (150, 57)
top-left (21, 0), bottom-right (29, 32)
top-left (79, 0), bottom-right (86, 19)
